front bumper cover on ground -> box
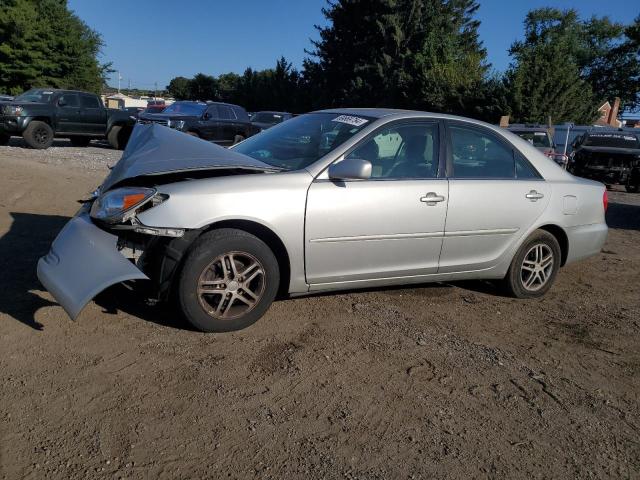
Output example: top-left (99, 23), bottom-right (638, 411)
top-left (37, 210), bottom-right (148, 319)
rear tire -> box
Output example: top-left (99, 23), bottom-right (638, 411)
top-left (0, 133), bottom-right (9, 145)
top-left (23, 121), bottom-right (53, 149)
top-left (626, 184), bottom-right (639, 193)
top-left (107, 125), bottom-right (131, 150)
top-left (69, 136), bottom-right (91, 147)
top-left (502, 229), bottom-right (561, 298)
top-left (177, 229), bottom-right (280, 332)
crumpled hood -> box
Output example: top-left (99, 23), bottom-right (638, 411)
top-left (100, 123), bottom-right (276, 192)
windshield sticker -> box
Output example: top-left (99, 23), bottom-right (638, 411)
top-left (332, 115), bottom-right (369, 127)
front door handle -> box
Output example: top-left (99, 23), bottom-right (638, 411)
top-left (525, 190), bottom-right (544, 201)
top-left (420, 192), bottom-right (446, 206)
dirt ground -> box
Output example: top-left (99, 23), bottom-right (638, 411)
top-left (0, 142), bottom-right (639, 479)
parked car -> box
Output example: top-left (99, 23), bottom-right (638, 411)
top-left (38, 109), bottom-right (608, 332)
top-left (250, 111), bottom-right (293, 131)
top-left (138, 101), bottom-right (253, 145)
top-left (507, 124), bottom-right (564, 165)
top-left (568, 130), bottom-right (640, 192)
top-left (0, 94), bottom-right (13, 102)
top-left (0, 88), bottom-right (136, 149)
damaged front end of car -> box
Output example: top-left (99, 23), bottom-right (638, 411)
top-left (37, 123), bottom-right (279, 320)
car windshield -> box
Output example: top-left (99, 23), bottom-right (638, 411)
top-left (161, 102), bottom-right (206, 115)
top-left (14, 89), bottom-right (55, 103)
top-left (513, 131), bottom-right (551, 148)
top-left (584, 133), bottom-right (639, 149)
top-left (253, 112), bottom-right (285, 124)
top-left (232, 112), bottom-right (374, 170)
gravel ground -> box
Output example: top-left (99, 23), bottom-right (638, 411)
top-left (0, 144), bottom-right (639, 479)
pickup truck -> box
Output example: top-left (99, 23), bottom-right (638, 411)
top-left (0, 88), bottom-right (136, 149)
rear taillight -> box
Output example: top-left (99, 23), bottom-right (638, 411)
top-left (603, 190), bottom-right (608, 212)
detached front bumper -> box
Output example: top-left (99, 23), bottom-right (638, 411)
top-left (37, 210), bottom-right (148, 319)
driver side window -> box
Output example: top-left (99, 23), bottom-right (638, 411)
top-left (346, 123), bottom-right (439, 179)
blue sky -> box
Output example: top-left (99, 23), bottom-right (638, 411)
top-left (67, 0), bottom-right (637, 90)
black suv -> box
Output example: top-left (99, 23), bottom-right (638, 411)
top-left (138, 101), bottom-right (254, 145)
top-left (0, 88), bottom-right (136, 149)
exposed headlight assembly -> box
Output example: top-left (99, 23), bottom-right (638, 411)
top-left (167, 119), bottom-right (185, 129)
top-left (90, 187), bottom-right (157, 224)
top-left (3, 105), bottom-right (23, 115)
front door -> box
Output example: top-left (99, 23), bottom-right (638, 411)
top-left (56, 93), bottom-right (83, 133)
top-left (438, 122), bottom-right (550, 273)
top-left (305, 121), bottom-right (448, 286)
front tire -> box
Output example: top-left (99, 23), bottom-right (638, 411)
top-left (0, 133), bottom-right (10, 145)
top-left (503, 230), bottom-right (561, 298)
top-left (107, 125), bottom-right (131, 149)
top-left (177, 229), bottom-right (280, 332)
top-left (23, 121), bottom-right (53, 149)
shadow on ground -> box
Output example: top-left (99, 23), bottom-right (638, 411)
top-left (606, 201), bottom-right (640, 231)
top-left (7, 137), bottom-right (113, 149)
top-left (0, 212), bottom-right (69, 330)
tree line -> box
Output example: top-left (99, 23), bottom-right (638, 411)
top-left (1, 0), bottom-right (639, 124)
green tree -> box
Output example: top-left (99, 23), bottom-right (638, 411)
top-left (166, 76), bottom-right (191, 99)
top-left (188, 73), bottom-right (217, 100)
top-left (505, 8), bottom-right (640, 122)
top-left (0, 0), bottom-right (109, 94)
top-left (303, 0), bottom-right (488, 113)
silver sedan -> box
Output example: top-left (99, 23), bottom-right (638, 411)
top-left (38, 109), bottom-right (608, 332)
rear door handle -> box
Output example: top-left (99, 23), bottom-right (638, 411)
top-left (420, 192), bottom-right (446, 205)
top-left (525, 190), bottom-right (544, 201)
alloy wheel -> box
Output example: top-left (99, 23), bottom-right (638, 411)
top-left (197, 251), bottom-right (266, 320)
top-left (520, 243), bottom-right (554, 292)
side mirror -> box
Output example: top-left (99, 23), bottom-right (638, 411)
top-left (328, 158), bottom-right (372, 181)
top-left (203, 112), bottom-right (212, 120)
top-left (57, 98), bottom-right (66, 107)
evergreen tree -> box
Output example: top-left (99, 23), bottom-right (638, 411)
top-left (0, 0), bottom-right (109, 94)
top-left (303, 0), bottom-right (488, 113)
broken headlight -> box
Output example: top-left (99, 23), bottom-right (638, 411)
top-left (90, 187), bottom-right (157, 224)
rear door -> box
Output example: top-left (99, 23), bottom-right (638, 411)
top-left (438, 121), bottom-right (550, 273)
top-left (80, 94), bottom-right (106, 134)
top-left (56, 93), bottom-right (83, 133)
top-left (305, 120), bottom-right (449, 287)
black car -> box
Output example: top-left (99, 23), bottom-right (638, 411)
top-left (138, 101), bottom-right (253, 145)
top-left (0, 88), bottom-right (136, 149)
top-left (569, 130), bottom-right (640, 192)
top-left (250, 111), bottom-right (293, 131)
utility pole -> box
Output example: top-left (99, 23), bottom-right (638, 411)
top-left (154, 81), bottom-right (158, 99)
top-left (117, 71), bottom-right (122, 93)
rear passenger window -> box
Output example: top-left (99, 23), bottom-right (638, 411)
top-left (450, 125), bottom-right (514, 178)
top-left (80, 95), bottom-right (100, 108)
top-left (217, 105), bottom-right (236, 120)
top-left (515, 155), bottom-right (541, 179)
top-left (58, 94), bottom-right (79, 107)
